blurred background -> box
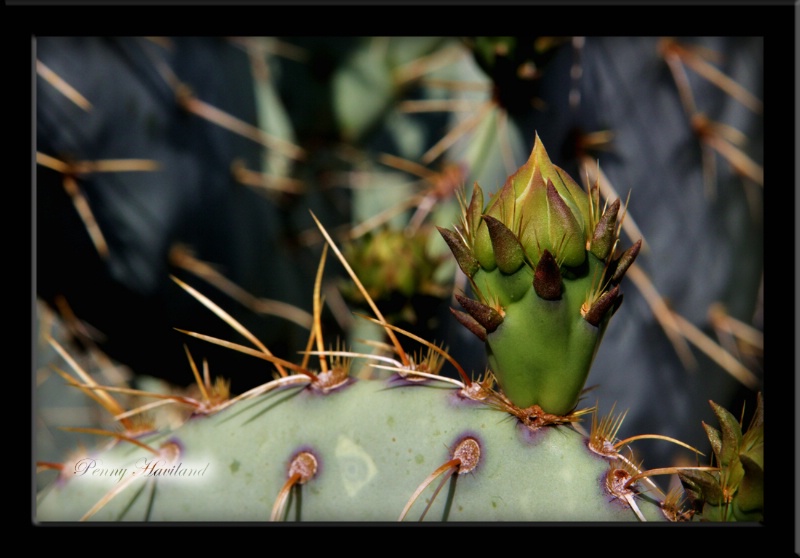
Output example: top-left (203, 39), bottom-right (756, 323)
top-left (35, 36), bottom-right (763, 493)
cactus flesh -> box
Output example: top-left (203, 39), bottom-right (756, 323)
top-left (36, 136), bottom-right (723, 524)
top-left (36, 375), bottom-right (670, 522)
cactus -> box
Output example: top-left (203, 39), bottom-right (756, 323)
top-left (36, 218), bottom-right (669, 523)
top-left (34, 37), bottom-right (766, 525)
top-left (36, 377), bottom-right (674, 522)
top-left (37, 138), bottom-right (744, 524)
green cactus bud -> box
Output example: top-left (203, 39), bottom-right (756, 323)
top-left (679, 395), bottom-right (764, 522)
top-left (679, 468), bottom-right (725, 506)
top-left (734, 452), bottom-right (763, 520)
top-left (543, 180), bottom-right (586, 267)
top-left (341, 226), bottom-right (449, 309)
top-left (440, 134), bottom-right (640, 415)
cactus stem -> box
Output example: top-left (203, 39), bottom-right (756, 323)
top-left (399, 436), bottom-right (481, 521)
top-left (271, 451), bottom-right (319, 521)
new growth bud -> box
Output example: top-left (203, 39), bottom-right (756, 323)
top-left (440, 133), bottom-right (641, 415)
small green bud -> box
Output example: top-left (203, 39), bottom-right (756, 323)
top-left (439, 133), bottom-right (641, 415)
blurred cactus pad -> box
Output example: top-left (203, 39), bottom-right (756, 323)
top-left (33, 36), bottom-right (771, 526)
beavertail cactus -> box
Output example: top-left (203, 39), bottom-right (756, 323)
top-left (35, 378), bottom-right (671, 522)
top-left (36, 135), bottom-right (754, 524)
top-left (439, 133), bottom-right (641, 416)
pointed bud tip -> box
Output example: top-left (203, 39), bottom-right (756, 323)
top-left (584, 284), bottom-right (620, 327)
top-left (481, 215), bottom-right (525, 274)
top-left (590, 199), bottom-right (621, 260)
top-left (437, 226), bottom-right (480, 277)
top-left (610, 238), bottom-right (642, 283)
top-left (455, 293), bottom-right (504, 332)
top-left (533, 249), bottom-right (562, 300)
top-left (450, 307), bottom-right (487, 342)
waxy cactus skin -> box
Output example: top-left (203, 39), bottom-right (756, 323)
top-left (35, 378), bottom-right (670, 522)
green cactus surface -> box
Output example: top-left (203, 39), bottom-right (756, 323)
top-left (36, 377), bottom-right (670, 522)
